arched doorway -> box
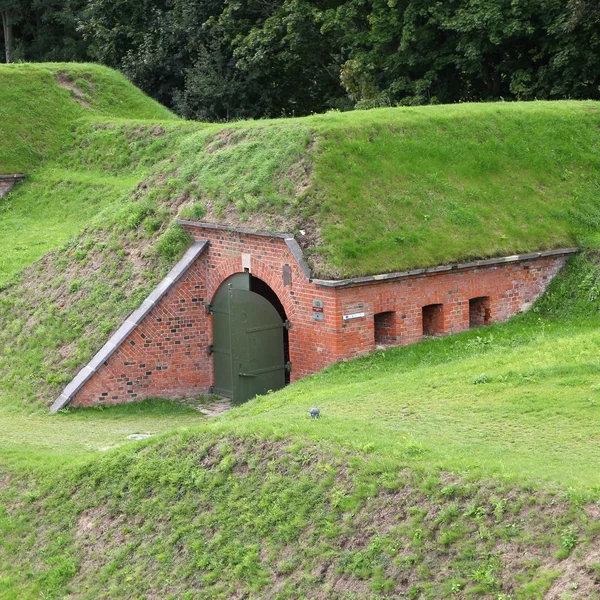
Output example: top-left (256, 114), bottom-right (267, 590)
top-left (210, 272), bottom-right (290, 404)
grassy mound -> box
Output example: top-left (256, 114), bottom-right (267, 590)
top-left (1, 68), bottom-right (600, 410)
top-left (0, 63), bottom-right (177, 282)
top-left (0, 63), bottom-right (174, 173)
top-left (306, 102), bottom-right (600, 276)
top-left (3, 64), bottom-right (600, 599)
top-left (2, 64), bottom-right (600, 285)
top-left (3, 432), bottom-right (600, 600)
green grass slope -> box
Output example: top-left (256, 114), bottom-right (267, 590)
top-left (2, 64), bottom-right (600, 285)
top-left (0, 63), bottom-right (177, 282)
top-left (0, 67), bottom-right (599, 436)
top-left (0, 63), bottom-right (175, 173)
top-left (3, 67), bottom-right (600, 597)
top-left (3, 256), bottom-right (600, 598)
top-left (307, 102), bottom-right (600, 276)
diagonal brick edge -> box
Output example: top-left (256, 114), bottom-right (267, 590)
top-left (50, 240), bottom-right (209, 413)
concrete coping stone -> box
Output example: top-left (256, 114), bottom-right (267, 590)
top-left (176, 220), bottom-right (578, 288)
top-left (0, 174), bottom-right (26, 181)
top-left (312, 248), bottom-right (580, 288)
top-left (50, 240), bottom-right (209, 413)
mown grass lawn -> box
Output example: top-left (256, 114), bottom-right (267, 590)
top-left (0, 398), bottom-right (206, 474)
top-left (2, 257), bottom-right (600, 599)
top-left (3, 307), bottom-right (600, 599)
top-left (218, 317), bottom-right (600, 492)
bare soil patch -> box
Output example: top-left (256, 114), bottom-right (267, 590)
top-left (56, 72), bottom-right (91, 108)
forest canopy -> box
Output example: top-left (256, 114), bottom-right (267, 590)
top-left (1, 0), bottom-right (599, 121)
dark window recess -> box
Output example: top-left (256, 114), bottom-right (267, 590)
top-left (469, 296), bottom-right (491, 328)
top-left (374, 311), bottom-right (396, 345)
top-left (422, 304), bottom-right (444, 337)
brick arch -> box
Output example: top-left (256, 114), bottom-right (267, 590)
top-left (208, 258), bottom-right (297, 322)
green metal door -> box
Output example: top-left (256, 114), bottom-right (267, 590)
top-left (211, 273), bottom-right (287, 404)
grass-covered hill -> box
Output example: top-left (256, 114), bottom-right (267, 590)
top-left (0, 63), bottom-right (175, 174)
top-left (2, 64), bottom-right (600, 284)
top-left (0, 63), bottom-right (599, 418)
top-left (2, 64), bottom-right (600, 598)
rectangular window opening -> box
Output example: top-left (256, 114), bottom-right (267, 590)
top-left (469, 296), bottom-right (491, 328)
top-left (422, 303), bottom-right (444, 337)
top-left (374, 311), bottom-right (395, 345)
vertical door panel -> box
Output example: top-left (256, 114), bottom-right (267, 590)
top-left (211, 273), bottom-right (250, 398)
top-left (230, 289), bottom-right (286, 403)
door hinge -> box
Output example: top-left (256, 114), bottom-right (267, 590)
top-left (207, 344), bottom-right (214, 355)
top-left (284, 319), bottom-right (291, 330)
top-left (206, 304), bottom-right (213, 315)
top-left (286, 361), bottom-right (292, 373)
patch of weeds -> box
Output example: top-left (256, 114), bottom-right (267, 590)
top-left (69, 280), bottom-right (83, 294)
top-left (180, 202), bottom-right (206, 220)
top-left (437, 503), bottom-right (460, 525)
top-left (155, 224), bottom-right (192, 261)
top-left (119, 201), bottom-right (158, 231)
top-left (588, 563), bottom-right (600, 582)
top-left (471, 555), bottom-right (501, 593)
top-left (515, 569), bottom-right (561, 598)
top-left (493, 497), bottom-right (508, 522)
top-left (558, 527), bottom-right (578, 557)
top-left (439, 522), bottom-right (467, 546)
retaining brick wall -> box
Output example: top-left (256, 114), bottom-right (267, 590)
top-left (69, 224), bottom-right (571, 408)
top-left (0, 175), bottom-right (25, 199)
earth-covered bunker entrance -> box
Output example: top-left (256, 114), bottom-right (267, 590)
top-left (51, 223), bottom-right (577, 413)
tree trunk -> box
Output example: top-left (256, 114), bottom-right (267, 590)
top-left (1, 10), bottom-right (13, 63)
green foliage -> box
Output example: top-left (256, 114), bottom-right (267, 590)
top-left (79, 0), bottom-right (344, 120)
top-left (155, 224), bottom-right (192, 262)
top-left (24, 0), bottom-right (598, 119)
top-left (533, 251), bottom-right (600, 320)
top-left (473, 373), bottom-right (492, 385)
top-left (0, 0), bottom-right (89, 64)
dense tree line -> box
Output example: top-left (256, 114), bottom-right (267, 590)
top-left (1, 0), bottom-right (599, 120)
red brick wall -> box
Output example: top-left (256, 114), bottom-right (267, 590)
top-left (330, 256), bottom-right (566, 359)
top-left (70, 225), bottom-right (569, 407)
top-left (0, 180), bottom-right (16, 198)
